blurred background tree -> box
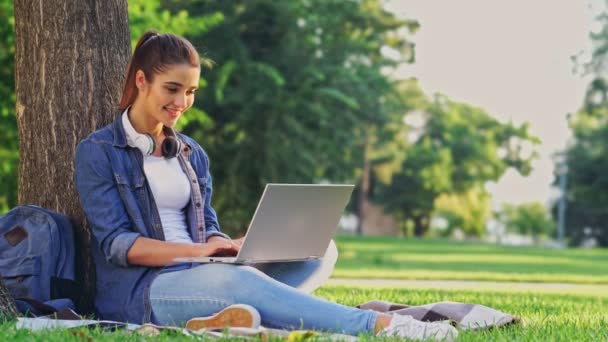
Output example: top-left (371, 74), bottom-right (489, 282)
top-left (560, 106), bottom-right (608, 246)
top-left (0, 0), bottom-right (17, 213)
top-left (499, 202), bottom-right (556, 244)
top-left (433, 188), bottom-right (492, 238)
top-left (371, 93), bottom-right (539, 236)
top-left (556, 0), bottom-right (608, 247)
top-left (128, 0), bottom-right (223, 43)
top-left (169, 0), bottom-right (420, 235)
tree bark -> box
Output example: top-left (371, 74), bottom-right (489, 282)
top-left (413, 214), bottom-right (429, 237)
top-left (356, 133), bottom-right (370, 235)
top-left (0, 277), bottom-right (18, 319)
top-left (13, 0), bottom-right (131, 313)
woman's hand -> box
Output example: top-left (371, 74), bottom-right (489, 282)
top-left (127, 237), bottom-right (241, 266)
top-left (201, 237), bottom-right (240, 257)
top-left (207, 235), bottom-right (244, 246)
top-left (210, 236), bottom-right (244, 247)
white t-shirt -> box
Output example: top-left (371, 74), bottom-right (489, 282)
top-left (143, 155), bottom-right (193, 243)
top-left (122, 110), bottom-right (192, 243)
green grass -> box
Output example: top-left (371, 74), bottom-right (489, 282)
top-left (3, 236), bottom-right (606, 340)
top-left (333, 235), bottom-right (608, 284)
top-left (316, 286), bottom-right (608, 341)
top-left (3, 286), bottom-right (606, 341)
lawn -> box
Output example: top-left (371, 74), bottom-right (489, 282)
top-left (317, 286), bottom-right (608, 341)
top-left (3, 287), bottom-right (606, 341)
top-left (333, 235), bottom-right (608, 284)
top-left (2, 236), bottom-right (606, 341)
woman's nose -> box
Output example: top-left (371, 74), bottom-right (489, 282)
top-left (174, 94), bottom-right (187, 109)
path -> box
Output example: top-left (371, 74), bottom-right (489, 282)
top-left (326, 278), bottom-right (608, 297)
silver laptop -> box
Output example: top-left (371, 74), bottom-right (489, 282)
top-left (174, 183), bottom-right (354, 264)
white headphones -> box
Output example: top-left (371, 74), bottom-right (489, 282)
top-left (122, 108), bottom-right (182, 158)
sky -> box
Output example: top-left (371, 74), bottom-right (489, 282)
top-left (384, 0), bottom-right (595, 209)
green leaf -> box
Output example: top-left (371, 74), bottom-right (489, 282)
top-left (317, 87), bottom-right (360, 110)
top-left (251, 62), bottom-right (285, 87)
top-left (215, 60), bottom-right (236, 104)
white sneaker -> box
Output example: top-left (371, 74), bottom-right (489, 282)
top-left (381, 314), bottom-right (458, 341)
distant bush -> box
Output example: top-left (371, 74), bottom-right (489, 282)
top-left (496, 202), bottom-right (556, 243)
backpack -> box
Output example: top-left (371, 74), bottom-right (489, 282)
top-left (0, 205), bottom-right (77, 314)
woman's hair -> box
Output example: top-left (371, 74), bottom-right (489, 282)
top-left (119, 31), bottom-right (201, 111)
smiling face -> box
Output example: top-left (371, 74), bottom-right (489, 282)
top-left (135, 63), bottom-right (200, 128)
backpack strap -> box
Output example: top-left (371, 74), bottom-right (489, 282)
top-left (15, 297), bottom-right (76, 317)
top-left (15, 298), bottom-right (57, 317)
top-left (50, 277), bottom-right (78, 303)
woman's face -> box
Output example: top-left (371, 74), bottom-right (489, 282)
top-left (136, 64), bottom-right (200, 128)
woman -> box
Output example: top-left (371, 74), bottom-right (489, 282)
top-left (74, 30), bottom-right (457, 341)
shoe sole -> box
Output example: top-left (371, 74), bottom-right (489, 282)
top-left (186, 306), bottom-right (258, 331)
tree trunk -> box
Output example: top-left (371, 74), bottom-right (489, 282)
top-left (413, 214), bottom-right (429, 237)
top-left (356, 134), bottom-right (370, 235)
top-left (0, 277), bottom-right (18, 319)
top-left (13, 0), bottom-right (131, 313)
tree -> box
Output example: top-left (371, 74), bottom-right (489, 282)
top-left (498, 202), bottom-right (555, 244)
top-left (556, 0), bottom-right (608, 247)
top-left (373, 93), bottom-right (539, 236)
top-left (128, 0), bottom-right (223, 47)
top-left (13, 0), bottom-right (130, 312)
top-left (0, 0), bottom-right (17, 213)
top-left (373, 136), bottom-right (453, 236)
top-left (174, 0), bottom-right (418, 235)
top-left (558, 106), bottom-right (608, 246)
top-left (434, 187), bottom-right (492, 238)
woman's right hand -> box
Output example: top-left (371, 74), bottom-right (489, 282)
top-left (194, 239), bottom-right (240, 257)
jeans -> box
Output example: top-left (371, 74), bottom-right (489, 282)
top-left (150, 243), bottom-right (378, 335)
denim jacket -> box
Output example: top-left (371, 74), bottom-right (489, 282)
top-left (74, 114), bottom-right (228, 324)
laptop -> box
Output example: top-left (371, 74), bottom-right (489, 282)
top-left (174, 183), bottom-right (354, 264)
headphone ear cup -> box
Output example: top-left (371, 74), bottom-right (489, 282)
top-left (123, 109), bottom-right (156, 156)
top-left (132, 133), bottom-right (155, 156)
top-left (144, 133), bottom-right (156, 155)
top-left (161, 136), bottom-right (181, 158)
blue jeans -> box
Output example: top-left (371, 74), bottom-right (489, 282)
top-left (149, 261), bottom-right (378, 335)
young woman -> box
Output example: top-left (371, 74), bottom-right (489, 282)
top-left (74, 31), bottom-right (457, 341)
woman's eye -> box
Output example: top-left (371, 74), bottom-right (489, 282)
top-left (167, 88), bottom-right (178, 93)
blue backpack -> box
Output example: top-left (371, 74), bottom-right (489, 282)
top-left (0, 205), bottom-right (77, 314)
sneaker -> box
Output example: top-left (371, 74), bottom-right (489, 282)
top-left (185, 304), bottom-right (261, 331)
top-left (381, 314), bottom-right (458, 341)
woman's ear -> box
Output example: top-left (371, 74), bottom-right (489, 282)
top-left (135, 70), bottom-right (147, 90)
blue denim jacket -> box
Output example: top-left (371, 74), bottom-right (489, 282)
top-left (74, 114), bottom-right (227, 324)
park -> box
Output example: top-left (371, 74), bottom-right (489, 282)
top-left (0, 0), bottom-right (607, 340)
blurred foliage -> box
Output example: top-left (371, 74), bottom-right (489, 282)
top-left (0, 0), bottom-right (17, 213)
top-left (498, 202), bottom-right (555, 243)
top-left (128, 0), bottom-right (223, 48)
top-left (170, 0), bottom-right (419, 235)
top-left (559, 105), bottom-right (608, 246)
top-left (558, 0), bottom-right (608, 247)
top-left (1, 0), bottom-right (541, 241)
top-left (372, 92), bottom-right (539, 236)
top-left (433, 187), bottom-right (492, 238)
